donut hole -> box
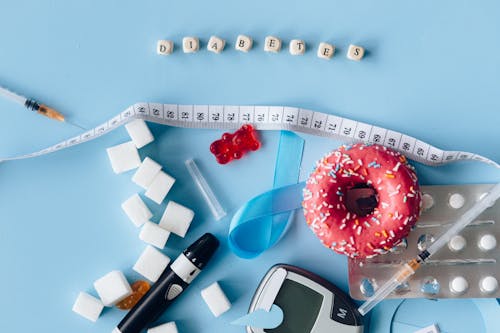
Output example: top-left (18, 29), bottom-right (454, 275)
top-left (345, 183), bottom-right (378, 217)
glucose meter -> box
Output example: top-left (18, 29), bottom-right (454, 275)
top-left (247, 264), bottom-right (364, 333)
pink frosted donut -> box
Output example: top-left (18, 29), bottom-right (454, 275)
top-left (302, 143), bottom-right (422, 258)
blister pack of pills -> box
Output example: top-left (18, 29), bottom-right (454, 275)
top-left (348, 184), bottom-right (499, 300)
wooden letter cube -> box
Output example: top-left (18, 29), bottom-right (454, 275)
top-left (317, 42), bottom-right (335, 60)
top-left (207, 36), bottom-right (225, 54)
top-left (235, 35), bottom-right (253, 52)
top-left (347, 44), bottom-right (365, 61)
top-left (157, 40), bottom-right (173, 55)
top-left (264, 36), bottom-right (281, 53)
top-left (183, 37), bottom-right (199, 53)
top-left (289, 39), bottom-right (306, 55)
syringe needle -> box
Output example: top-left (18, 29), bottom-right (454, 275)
top-left (1, 84), bottom-right (86, 130)
top-left (65, 120), bottom-right (87, 130)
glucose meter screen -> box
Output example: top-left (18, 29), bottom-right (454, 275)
top-left (265, 279), bottom-right (323, 333)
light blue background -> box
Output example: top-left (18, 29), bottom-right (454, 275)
top-left (0, 1), bottom-right (499, 332)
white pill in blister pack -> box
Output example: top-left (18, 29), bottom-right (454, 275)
top-left (449, 193), bottom-right (465, 209)
top-left (479, 276), bottom-right (498, 294)
top-left (448, 235), bottom-right (466, 252)
top-left (422, 193), bottom-right (434, 211)
top-left (449, 276), bottom-right (468, 294)
top-left (478, 234), bottom-right (496, 251)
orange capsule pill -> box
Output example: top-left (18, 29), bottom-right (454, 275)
top-left (116, 280), bottom-right (151, 310)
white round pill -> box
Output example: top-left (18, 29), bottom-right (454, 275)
top-left (448, 235), bottom-right (466, 252)
top-left (422, 193), bottom-right (434, 211)
top-left (449, 276), bottom-right (468, 294)
top-left (479, 276), bottom-right (498, 294)
top-left (478, 234), bottom-right (497, 251)
top-left (449, 193), bottom-right (465, 209)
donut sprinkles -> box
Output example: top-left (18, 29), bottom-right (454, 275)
top-left (302, 143), bottom-right (422, 258)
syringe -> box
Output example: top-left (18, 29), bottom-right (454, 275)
top-left (0, 85), bottom-right (85, 129)
top-left (357, 182), bottom-right (500, 316)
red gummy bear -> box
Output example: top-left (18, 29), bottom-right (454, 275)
top-left (210, 124), bottom-right (261, 164)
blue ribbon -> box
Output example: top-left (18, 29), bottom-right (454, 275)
top-left (228, 131), bottom-right (305, 258)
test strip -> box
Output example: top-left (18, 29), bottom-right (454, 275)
top-left (1, 103), bottom-right (498, 169)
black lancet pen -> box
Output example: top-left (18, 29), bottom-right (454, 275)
top-left (113, 233), bottom-right (219, 333)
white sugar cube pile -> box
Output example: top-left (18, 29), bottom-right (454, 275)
top-left (107, 141), bottom-right (141, 174)
top-left (80, 119), bottom-right (200, 324)
top-left (200, 282), bottom-right (231, 317)
top-left (160, 201), bottom-right (195, 238)
top-left (148, 322), bottom-right (179, 333)
top-left (140, 221), bottom-right (171, 249)
top-left (125, 119), bottom-right (154, 149)
top-left (93, 270), bottom-right (132, 306)
top-left (133, 157), bottom-right (162, 189)
top-left (121, 194), bottom-right (153, 227)
top-left (145, 171), bottom-right (176, 204)
top-left (72, 292), bottom-right (104, 322)
top-left (133, 245), bottom-right (171, 282)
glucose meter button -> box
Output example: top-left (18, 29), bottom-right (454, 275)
top-left (478, 234), bottom-right (496, 252)
top-left (331, 296), bottom-right (355, 326)
top-left (448, 235), bottom-right (466, 252)
top-left (449, 193), bottom-right (465, 209)
top-left (449, 276), bottom-right (468, 294)
top-left (479, 276), bottom-right (498, 294)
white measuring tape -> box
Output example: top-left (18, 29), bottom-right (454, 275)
top-left (1, 102), bottom-right (498, 168)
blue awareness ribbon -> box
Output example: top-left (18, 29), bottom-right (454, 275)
top-left (228, 131), bottom-right (305, 258)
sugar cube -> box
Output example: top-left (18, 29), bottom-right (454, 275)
top-left (121, 194), bottom-right (153, 227)
top-left (125, 119), bottom-right (154, 149)
top-left (133, 246), bottom-right (171, 282)
top-left (183, 37), bottom-right (199, 53)
top-left (264, 36), bottom-right (281, 53)
top-left (235, 35), bottom-right (253, 52)
top-left (347, 44), bottom-right (365, 61)
top-left (200, 282), bottom-right (231, 317)
top-left (207, 36), bottom-right (225, 54)
top-left (132, 157), bottom-right (162, 189)
top-left (289, 39), bottom-right (306, 55)
top-left (159, 201), bottom-right (195, 238)
top-left (139, 222), bottom-right (171, 249)
top-left (106, 141), bottom-right (141, 174)
top-left (147, 322), bottom-right (179, 333)
top-left (93, 271), bottom-right (132, 306)
top-left (72, 292), bottom-right (104, 322)
top-left (145, 171), bottom-right (176, 204)
top-left (317, 42), bottom-right (335, 60)
top-left (157, 40), bottom-right (173, 55)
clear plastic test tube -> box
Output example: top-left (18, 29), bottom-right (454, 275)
top-left (185, 159), bottom-right (227, 221)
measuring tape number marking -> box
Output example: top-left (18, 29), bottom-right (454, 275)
top-left (1, 103), bottom-right (498, 168)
